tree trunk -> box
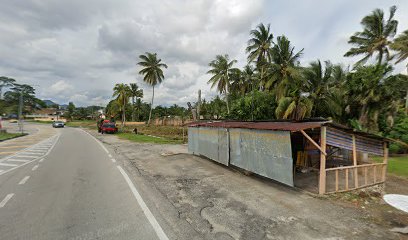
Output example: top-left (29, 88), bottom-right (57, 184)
top-left (405, 66), bottom-right (408, 114)
top-left (359, 104), bottom-right (368, 129)
top-left (225, 83), bottom-right (230, 114)
top-left (132, 97), bottom-right (135, 122)
top-left (122, 97), bottom-right (126, 128)
top-left (148, 85), bottom-right (154, 125)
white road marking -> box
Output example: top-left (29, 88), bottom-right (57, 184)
top-left (0, 169), bottom-right (3, 173)
top-left (117, 166), bottom-right (169, 240)
top-left (14, 155), bottom-right (38, 158)
top-left (39, 158), bottom-right (44, 163)
top-left (0, 162), bottom-right (18, 167)
top-left (0, 194), bottom-right (14, 208)
top-left (7, 159), bottom-right (30, 163)
top-left (81, 129), bottom-right (110, 154)
top-left (18, 176), bottom-right (30, 185)
top-left (108, 154), bottom-right (112, 158)
top-left (111, 158), bottom-right (116, 163)
top-left (32, 165), bottom-right (39, 171)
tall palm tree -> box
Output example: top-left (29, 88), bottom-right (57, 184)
top-left (265, 35), bottom-right (304, 99)
top-left (129, 83), bottom-right (143, 121)
top-left (138, 52), bottom-right (167, 124)
top-left (112, 83), bottom-right (131, 127)
top-left (344, 5), bottom-right (398, 66)
top-left (304, 60), bottom-right (335, 117)
top-left (391, 30), bottom-right (408, 112)
top-left (207, 54), bottom-right (238, 114)
top-left (246, 23), bottom-right (274, 86)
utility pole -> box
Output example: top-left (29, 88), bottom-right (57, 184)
top-left (18, 91), bottom-right (24, 134)
top-left (197, 89), bottom-right (201, 120)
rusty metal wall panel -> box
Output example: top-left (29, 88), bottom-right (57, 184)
top-left (229, 128), bottom-right (294, 186)
top-left (188, 127), bottom-right (229, 166)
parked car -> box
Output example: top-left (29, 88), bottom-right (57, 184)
top-left (97, 119), bottom-right (111, 133)
top-left (100, 122), bottom-right (118, 134)
top-left (52, 121), bottom-right (65, 128)
top-left (9, 119), bottom-right (18, 123)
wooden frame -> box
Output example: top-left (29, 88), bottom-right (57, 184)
top-left (318, 127), bottom-right (327, 194)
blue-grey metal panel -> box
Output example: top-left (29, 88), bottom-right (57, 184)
top-left (188, 127), bottom-right (229, 166)
top-left (188, 127), bottom-right (199, 154)
top-left (229, 128), bottom-right (294, 186)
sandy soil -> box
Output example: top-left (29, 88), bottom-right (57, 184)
top-left (90, 130), bottom-right (406, 240)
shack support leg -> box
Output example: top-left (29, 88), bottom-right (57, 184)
top-left (352, 135), bottom-right (358, 188)
top-left (319, 126), bottom-right (327, 195)
top-left (382, 142), bottom-right (388, 181)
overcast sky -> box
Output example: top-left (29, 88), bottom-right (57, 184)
top-left (1, 0), bottom-right (407, 107)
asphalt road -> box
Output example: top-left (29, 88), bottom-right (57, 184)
top-left (0, 126), bottom-right (166, 240)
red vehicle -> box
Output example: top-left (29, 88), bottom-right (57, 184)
top-left (97, 119), bottom-right (117, 134)
top-left (100, 122), bottom-right (118, 134)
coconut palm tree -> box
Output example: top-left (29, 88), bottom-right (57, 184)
top-left (138, 52), bottom-right (167, 124)
top-left (112, 83), bottom-right (131, 127)
top-left (265, 35), bottom-right (304, 99)
top-left (207, 54), bottom-right (238, 114)
top-left (303, 60), bottom-right (336, 117)
top-left (344, 5), bottom-right (398, 66)
top-left (391, 30), bottom-right (408, 112)
top-left (129, 83), bottom-right (143, 121)
top-left (246, 23), bottom-right (274, 86)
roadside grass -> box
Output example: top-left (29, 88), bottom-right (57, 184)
top-left (65, 120), bottom-right (95, 129)
top-left (0, 132), bottom-right (26, 141)
top-left (121, 125), bottom-right (188, 143)
top-left (117, 132), bottom-right (182, 144)
top-left (373, 155), bottom-right (408, 178)
top-left (26, 120), bottom-right (54, 124)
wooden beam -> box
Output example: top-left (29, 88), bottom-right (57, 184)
top-left (319, 127), bottom-right (327, 195)
top-left (352, 135), bottom-right (358, 188)
top-left (300, 130), bottom-right (327, 156)
top-left (382, 142), bottom-right (388, 181)
top-left (335, 169), bottom-right (339, 192)
top-left (345, 169), bottom-right (349, 190)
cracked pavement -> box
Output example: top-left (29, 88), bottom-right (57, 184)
top-left (90, 129), bottom-right (401, 240)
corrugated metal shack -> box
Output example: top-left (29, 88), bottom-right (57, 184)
top-left (188, 120), bottom-right (389, 194)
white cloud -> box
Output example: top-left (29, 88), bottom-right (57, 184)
top-left (0, 0), bottom-right (407, 107)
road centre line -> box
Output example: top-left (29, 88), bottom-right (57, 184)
top-left (18, 176), bottom-right (30, 185)
top-left (0, 194), bottom-right (14, 208)
top-left (117, 166), bottom-right (169, 240)
top-left (32, 165), bottom-right (39, 171)
top-left (39, 158), bottom-right (44, 163)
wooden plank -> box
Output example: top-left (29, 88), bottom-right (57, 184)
top-left (352, 135), bottom-right (358, 188)
top-left (325, 163), bottom-right (385, 171)
top-left (382, 142), bottom-right (388, 181)
top-left (319, 126), bottom-right (327, 195)
top-left (373, 165), bottom-right (377, 183)
top-left (300, 130), bottom-right (327, 155)
top-left (335, 169), bottom-right (339, 192)
top-left (364, 167), bottom-right (368, 186)
top-left (345, 169), bottom-right (349, 190)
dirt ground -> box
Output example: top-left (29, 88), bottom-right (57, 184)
top-left (90, 130), bottom-right (407, 240)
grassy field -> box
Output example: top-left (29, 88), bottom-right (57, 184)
top-left (0, 132), bottom-right (26, 141)
top-left (65, 120), bottom-right (95, 129)
top-left (117, 132), bottom-right (182, 144)
top-left (373, 155), bottom-right (408, 178)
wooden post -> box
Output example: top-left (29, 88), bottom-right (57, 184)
top-left (373, 165), bottom-right (377, 183)
top-left (345, 169), bottom-right (349, 190)
top-left (364, 167), bottom-right (368, 186)
top-left (335, 169), bottom-right (339, 192)
top-left (319, 126), bottom-right (327, 194)
top-left (352, 135), bottom-right (358, 188)
top-left (382, 142), bottom-right (388, 181)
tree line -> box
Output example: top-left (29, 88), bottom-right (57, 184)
top-left (203, 6), bottom-right (407, 152)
